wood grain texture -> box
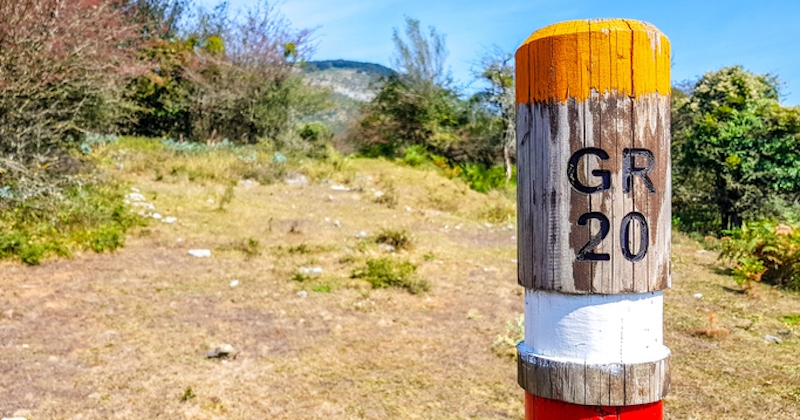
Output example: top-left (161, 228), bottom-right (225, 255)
top-left (518, 345), bottom-right (670, 406)
top-left (516, 94), bottom-right (670, 294)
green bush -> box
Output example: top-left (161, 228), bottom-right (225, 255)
top-left (458, 163), bottom-right (514, 193)
top-left (720, 220), bottom-right (800, 290)
top-left (352, 257), bottom-right (429, 294)
top-left (0, 183), bottom-right (143, 265)
top-left (402, 145), bottom-right (429, 167)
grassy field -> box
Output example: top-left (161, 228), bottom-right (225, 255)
top-left (0, 140), bottom-right (798, 419)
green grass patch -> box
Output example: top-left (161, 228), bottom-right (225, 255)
top-left (352, 257), bottom-right (429, 294)
top-left (779, 314), bottom-right (800, 326)
top-left (0, 183), bottom-right (144, 265)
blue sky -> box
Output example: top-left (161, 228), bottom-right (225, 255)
top-left (203, 0), bottom-right (800, 105)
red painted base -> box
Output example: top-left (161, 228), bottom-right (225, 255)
top-left (525, 393), bottom-right (663, 420)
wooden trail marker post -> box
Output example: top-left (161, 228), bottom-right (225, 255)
top-left (515, 19), bottom-right (671, 419)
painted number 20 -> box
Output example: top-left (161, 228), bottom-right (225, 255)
top-left (576, 212), bottom-right (649, 262)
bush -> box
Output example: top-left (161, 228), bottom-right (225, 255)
top-left (125, 2), bottom-right (331, 145)
top-left (492, 314), bottom-right (524, 358)
top-left (375, 229), bottom-right (412, 250)
top-left (0, 183), bottom-right (143, 265)
top-left (720, 220), bottom-right (800, 290)
top-left (458, 163), bottom-right (514, 193)
top-left (352, 257), bottom-right (430, 294)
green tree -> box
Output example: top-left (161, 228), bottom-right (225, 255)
top-left (355, 17), bottom-right (460, 156)
top-left (474, 48), bottom-right (515, 183)
top-left (675, 66), bottom-right (800, 232)
top-left (391, 17), bottom-right (451, 91)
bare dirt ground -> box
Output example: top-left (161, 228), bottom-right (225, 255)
top-left (1, 156), bottom-right (798, 419)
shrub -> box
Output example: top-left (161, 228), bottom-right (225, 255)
top-left (0, 0), bottom-right (143, 170)
top-left (352, 257), bottom-right (429, 294)
top-left (0, 183), bottom-right (143, 265)
top-left (375, 229), bottom-right (412, 250)
top-left (218, 238), bottom-right (262, 260)
top-left (402, 145), bottom-right (429, 167)
top-left (720, 220), bottom-right (800, 290)
top-left (492, 314), bottom-right (524, 359)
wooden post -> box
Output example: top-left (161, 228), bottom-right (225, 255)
top-left (515, 19), bottom-right (671, 419)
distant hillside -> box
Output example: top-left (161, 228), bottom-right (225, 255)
top-left (301, 60), bottom-right (394, 134)
top-left (305, 60), bottom-right (394, 78)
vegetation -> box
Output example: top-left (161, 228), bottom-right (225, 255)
top-left (375, 229), bottom-right (412, 250)
top-left (720, 220), bottom-right (800, 291)
top-left (0, 182), bottom-right (143, 265)
top-left (673, 66), bottom-right (800, 233)
top-left (352, 257), bottom-right (430, 294)
top-left (350, 18), bottom-right (514, 192)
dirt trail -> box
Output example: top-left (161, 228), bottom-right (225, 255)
top-left (0, 169), bottom-right (523, 419)
top-left (1, 160), bottom-right (799, 419)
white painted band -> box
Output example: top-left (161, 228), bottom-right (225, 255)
top-left (524, 289), bottom-right (669, 365)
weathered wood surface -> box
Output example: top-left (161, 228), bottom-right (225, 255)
top-left (516, 19), bottom-right (671, 295)
top-left (517, 346), bottom-right (670, 406)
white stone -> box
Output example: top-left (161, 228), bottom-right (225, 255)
top-left (127, 193), bottom-right (145, 202)
top-left (356, 231), bottom-right (367, 239)
top-left (188, 249), bottom-right (211, 258)
top-left (132, 202), bottom-right (155, 210)
top-left (330, 185), bottom-right (350, 191)
top-left (230, 280), bottom-right (239, 288)
top-left (299, 267), bottom-right (323, 276)
top-left (693, 293), bottom-right (703, 299)
top-left (285, 174), bottom-right (308, 185)
top-left (297, 290), bottom-right (308, 298)
top-left (333, 220), bottom-right (341, 228)
top-left (151, 213), bottom-right (163, 220)
top-left (374, 191), bottom-right (384, 197)
top-left (765, 335), bottom-right (783, 344)
top-left (162, 216), bottom-right (178, 224)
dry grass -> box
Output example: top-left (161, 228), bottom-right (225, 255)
top-left (0, 141), bottom-right (798, 419)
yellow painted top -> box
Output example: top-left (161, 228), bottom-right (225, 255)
top-left (516, 19), bottom-right (670, 104)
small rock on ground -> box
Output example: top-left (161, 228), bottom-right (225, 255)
top-left (207, 344), bottom-right (237, 359)
top-left (188, 249), bottom-right (211, 258)
top-left (299, 267), bottom-right (323, 276)
top-left (765, 335), bottom-right (783, 344)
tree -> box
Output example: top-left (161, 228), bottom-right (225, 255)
top-left (125, 0), bottom-right (326, 143)
top-left (475, 48), bottom-right (515, 183)
top-left (675, 66), bottom-right (800, 232)
top-left (122, 0), bottom-right (190, 39)
top-left (0, 0), bottom-right (143, 162)
top-left (391, 17), bottom-right (451, 91)
top-left (355, 17), bottom-right (460, 156)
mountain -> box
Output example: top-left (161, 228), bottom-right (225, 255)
top-left (302, 60), bottom-right (394, 134)
top-left (305, 60), bottom-right (394, 78)
top-left (304, 60), bottom-right (393, 102)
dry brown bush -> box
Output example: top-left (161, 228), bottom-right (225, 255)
top-left (0, 0), bottom-right (144, 175)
